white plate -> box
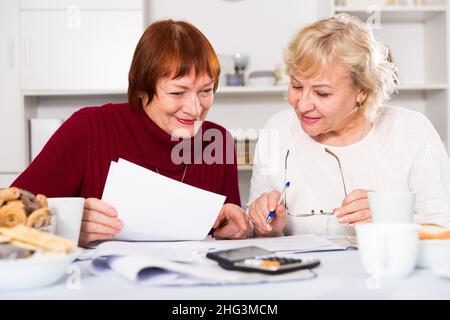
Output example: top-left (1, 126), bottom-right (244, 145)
top-left (0, 248), bottom-right (81, 291)
top-left (433, 264), bottom-right (450, 279)
top-left (417, 239), bottom-right (450, 268)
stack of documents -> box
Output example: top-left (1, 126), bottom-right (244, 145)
top-left (89, 234), bottom-right (356, 286)
top-left (102, 159), bottom-right (226, 241)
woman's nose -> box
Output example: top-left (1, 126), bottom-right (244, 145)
top-left (183, 93), bottom-right (202, 117)
top-left (297, 92), bottom-right (315, 112)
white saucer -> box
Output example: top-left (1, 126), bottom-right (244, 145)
top-left (417, 239), bottom-right (450, 268)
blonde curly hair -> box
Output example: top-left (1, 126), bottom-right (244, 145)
top-left (285, 13), bottom-right (398, 122)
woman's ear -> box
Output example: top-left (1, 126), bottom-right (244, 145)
top-left (357, 89), bottom-right (368, 105)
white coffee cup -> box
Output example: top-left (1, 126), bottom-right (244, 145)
top-left (368, 191), bottom-right (415, 223)
top-left (356, 223), bottom-right (419, 277)
top-left (48, 197), bottom-right (84, 243)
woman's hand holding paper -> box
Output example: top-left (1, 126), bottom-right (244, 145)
top-left (79, 198), bottom-right (123, 247)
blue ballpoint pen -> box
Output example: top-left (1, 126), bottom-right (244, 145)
top-left (265, 181), bottom-right (290, 225)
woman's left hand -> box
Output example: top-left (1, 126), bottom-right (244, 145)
top-left (333, 189), bottom-right (373, 226)
top-left (212, 203), bottom-right (250, 239)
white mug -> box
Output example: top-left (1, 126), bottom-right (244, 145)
top-left (368, 191), bottom-right (415, 223)
top-left (356, 223), bottom-right (419, 278)
top-left (48, 197), bottom-right (84, 243)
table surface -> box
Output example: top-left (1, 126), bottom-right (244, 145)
top-left (1, 250), bottom-right (449, 300)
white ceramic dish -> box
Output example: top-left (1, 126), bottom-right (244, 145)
top-left (417, 239), bottom-right (450, 268)
top-left (0, 248), bottom-right (81, 291)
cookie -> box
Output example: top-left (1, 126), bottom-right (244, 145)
top-left (0, 204), bottom-right (27, 228)
top-left (0, 188), bottom-right (21, 202)
top-left (26, 208), bottom-right (51, 228)
top-left (5, 200), bottom-right (25, 209)
top-left (20, 189), bottom-right (41, 215)
top-left (36, 194), bottom-right (48, 209)
top-left (0, 225), bottom-right (75, 254)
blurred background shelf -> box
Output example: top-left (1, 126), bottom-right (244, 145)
top-left (1, 0), bottom-right (450, 204)
top-left (237, 165), bottom-right (253, 171)
top-left (334, 5), bottom-right (447, 22)
top-left (216, 86), bottom-right (287, 95)
top-left (397, 83), bottom-right (448, 91)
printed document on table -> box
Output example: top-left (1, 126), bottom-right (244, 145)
top-left (102, 158), bottom-right (226, 241)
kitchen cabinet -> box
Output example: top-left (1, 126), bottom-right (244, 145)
top-left (20, 0), bottom-right (143, 91)
top-left (0, 0), bottom-right (25, 173)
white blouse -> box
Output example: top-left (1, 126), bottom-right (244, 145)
top-left (248, 106), bottom-right (450, 236)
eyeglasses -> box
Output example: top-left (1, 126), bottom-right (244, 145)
top-left (325, 147), bottom-right (348, 197)
top-left (286, 147), bottom-right (347, 218)
top-left (284, 147), bottom-right (352, 236)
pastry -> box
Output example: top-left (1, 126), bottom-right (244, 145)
top-left (0, 204), bottom-right (27, 228)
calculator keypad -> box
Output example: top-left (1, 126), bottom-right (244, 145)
top-left (241, 254), bottom-right (303, 270)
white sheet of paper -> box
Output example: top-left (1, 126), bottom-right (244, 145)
top-left (101, 159), bottom-right (226, 241)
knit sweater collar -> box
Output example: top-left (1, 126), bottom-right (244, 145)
top-left (136, 109), bottom-right (203, 172)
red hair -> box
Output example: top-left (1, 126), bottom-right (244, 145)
top-left (128, 19), bottom-right (220, 111)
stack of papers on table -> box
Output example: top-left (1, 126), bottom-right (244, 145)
top-left (89, 234), bottom-right (356, 286)
top-left (102, 158), bottom-right (226, 241)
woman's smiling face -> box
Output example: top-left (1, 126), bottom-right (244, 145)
top-left (143, 70), bottom-right (215, 138)
top-left (287, 62), bottom-right (366, 139)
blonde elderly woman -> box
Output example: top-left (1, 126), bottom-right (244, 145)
top-left (248, 14), bottom-right (450, 237)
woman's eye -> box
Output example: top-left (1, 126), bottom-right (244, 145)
top-left (292, 85), bottom-right (303, 90)
top-left (199, 88), bottom-right (214, 97)
top-left (316, 92), bottom-right (330, 98)
top-left (170, 92), bottom-right (184, 96)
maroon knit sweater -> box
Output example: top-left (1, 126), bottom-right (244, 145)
top-left (12, 103), bottom-right (241, 206)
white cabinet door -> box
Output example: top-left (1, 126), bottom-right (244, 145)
top-left (0, 0), bottom-right (25, 173)
top-left (21, 7), bottom-right (143, 91)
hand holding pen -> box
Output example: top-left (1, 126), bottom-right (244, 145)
top-left (247, 182), bottom-right (290, 237)
top-left (265, 182), bottom-right (290, 225)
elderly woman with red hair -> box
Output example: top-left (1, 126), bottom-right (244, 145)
top-left (13, 20), bottom-right (250, 246)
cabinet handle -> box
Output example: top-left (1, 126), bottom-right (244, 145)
top-left (8, 36), bottom-right (15, 67)
top-left (25, 35), bottom-right (31, 66)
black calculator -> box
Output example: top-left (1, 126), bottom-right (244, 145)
top-left (206, 246), bottom-right (320, 275)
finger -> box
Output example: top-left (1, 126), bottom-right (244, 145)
top-left (213, 222), bottom-right (239, 239)
top-left (249, 195), bottom-right (270, 227)
top-left (214, 205), bottom-right (249, 237)
top-left (348, 218), bottom-right (372, 227)
top-left (255, 200), bottom-right (272, 232)
top-left (342, 189), bottom-right (369, 206)
top-left (85, 198), bottom-right (117, 217)
top-left (230, 209), bottom-right (249, 233)
top-left (212, 209), bottom-right (224, 229)
top-left (267, 191), bottom-right (282, 211)
top-left (81, 221), bottom-right (120, 235)
top-left (335, 198), bottom-right (369, 217)
top-left (248, 203), bottom-right (265, 230)
top-left (84, 209), bottom-right (123, 230)
top-left (338, 209), bottom-right (371, 224)
top-left (79, 232), bottom-right (114, 246)
top-left (248, 203), bottom-right (263, 228)
top-left (274, 203), bottom-right (286, 217)
top-left (219, 217), bottom-right (249, 239)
